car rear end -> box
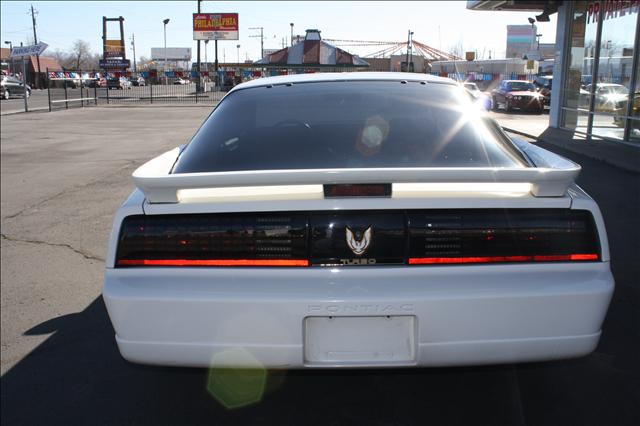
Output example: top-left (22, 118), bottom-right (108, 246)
top-left (107, 78), bottom-right (121, 90)
top-left (103, 74), bottom-right (613, 368)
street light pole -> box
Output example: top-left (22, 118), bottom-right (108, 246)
top-left (290, 23), bottom-right (294, 46)
top-left (4, 41), bottom-right (12, 75)
top-left (408, 31), bottom-right (414, 72)
top-left (536, 33), bottom-right (542, 51)
top-left (527, 17), bottom-right (536, 54)
top-left (236, 44), bottom-right (240, 64)
top-left (163, 18), bottom-right (169, 85)
top-left (406, 30), bottom-right (414, 72)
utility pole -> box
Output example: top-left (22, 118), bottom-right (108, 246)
top-left (130, 33), bottom-right (137, 72)
top-left (196, 0), bottom-right (202, 92)
top-left (30, 4), bottom-right (42, 89)
top-left (249, 27), bottom-right (264, 59)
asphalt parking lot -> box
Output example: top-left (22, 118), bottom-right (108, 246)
top-left (1, 106), bottom-right (639, 425)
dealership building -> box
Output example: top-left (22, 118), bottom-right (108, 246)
top-left (468, 0), bottom-right (639, 145)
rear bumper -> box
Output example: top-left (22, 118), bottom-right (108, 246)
top-left (103, 263), bottom-right (614, 368)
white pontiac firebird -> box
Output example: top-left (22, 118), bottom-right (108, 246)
top-left (103, 72), bottom-right (614, 368)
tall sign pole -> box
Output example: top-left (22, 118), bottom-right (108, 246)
top-left (100, 17), bottom-right (130, 78)
top-left (214, 40), bottom-right (218, 87)
top-left (196, 0), bottom-right (202, 92)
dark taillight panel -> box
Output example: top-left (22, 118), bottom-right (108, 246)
top-left (115, 209), bottom-right (601, 267)
top-left (309, 211), bottom-right (405, 265)
top-left (116, 213), bottom-right (308, 267)
top-left (407, 209), bottom-right (600, 264)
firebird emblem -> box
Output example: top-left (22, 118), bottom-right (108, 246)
top-left (346, 226), bottom-right (372, 255)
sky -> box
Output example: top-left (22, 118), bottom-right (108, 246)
top-left (1, 1), bottom-right (557, 62)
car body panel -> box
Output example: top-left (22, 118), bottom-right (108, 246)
top-left (103, 72), bottom-right (614, 368)
top-left (104, 261), bottom-right (613, 367)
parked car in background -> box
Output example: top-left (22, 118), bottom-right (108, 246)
top-left (462, 82), bottom-right (491, 110)
top-left (107, 77), bottom-right (132, 90)
top-left (613, 91), bottom-right (639, 129)
top-left (533, 75), bottom-right (553, 106)
top-left (1, 75), bottom-right (31, 100)
top-left (130, 76), bottom-right (145, 87)
top-left (589, 83), bottom-right (629, 113)
top-left (491, 80), bottom-right (544, 114)
top-left (173, 78), bottom-right (189, 85)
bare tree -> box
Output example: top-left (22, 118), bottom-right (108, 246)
top-left (137, 56), bottom-right (154, 70)
top-left (46, 49), bottom-right (69, 65)
top-left (71, 39), bottom-right (91, 70)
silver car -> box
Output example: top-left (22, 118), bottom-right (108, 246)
top-left (1, 75), bottom-right (31, 100)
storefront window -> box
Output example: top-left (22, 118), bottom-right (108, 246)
top-left (628, 54), bottom-right (640, 141)
top-left (591, 1), bottom-right (638, 140)
top-left (562, 0), bottom-right (639, 142)
top-left (562, 1), bottom-right (598, 132)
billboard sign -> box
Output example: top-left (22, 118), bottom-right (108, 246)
top-left (150, 47), bottom-right (192, 61)
top-left (104, 39), bottom-right (125, 58)
top-left (193, 13), bottom-right (239, 40)
top-left (506, 25), bottom-right (535, 58)
top-left (99, 59), bottom-right (131, 69)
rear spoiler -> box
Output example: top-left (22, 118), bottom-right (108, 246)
top-left (133, 144), bottom-right (580, 203)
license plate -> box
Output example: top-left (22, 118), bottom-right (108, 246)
top-left (304, 316), bottom-right (416, 366)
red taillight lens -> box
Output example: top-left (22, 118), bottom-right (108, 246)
top-left (407, 209), bottom-right (600, 265)
top-left (408, 254), bottom-right (599, 265)
top-left (115, 213), bottom-right (308, 267)
top-left (117, 259), bottom-right (309, 267)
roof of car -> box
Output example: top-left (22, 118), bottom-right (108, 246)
top-left (229, 72), bottom-right (456, 93)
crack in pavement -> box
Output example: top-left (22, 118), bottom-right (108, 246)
top-left (2, 159), bottom-right (138, 221)
top-left (0, 233), bottom-right (105, 262)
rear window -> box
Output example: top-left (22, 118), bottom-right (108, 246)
top-left (173, 81), bottom-right (527, 173)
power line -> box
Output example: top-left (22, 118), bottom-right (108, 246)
top-left (248, 27), bottom-right (264, 59)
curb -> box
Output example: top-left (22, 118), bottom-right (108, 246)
top-left (501, 127), bottom-right (539, 140)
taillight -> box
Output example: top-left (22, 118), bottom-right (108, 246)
top-left (324, 184), bottom-right (391, 198)
top-left (407, 209), bottom-right (600, 265)
top-left (115, 213), bottom-right (308, 267)
top-left (114, 209), bottom-right (601, 267)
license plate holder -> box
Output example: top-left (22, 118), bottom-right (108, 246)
top-left (304, 316), bottom-right (416, 366)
